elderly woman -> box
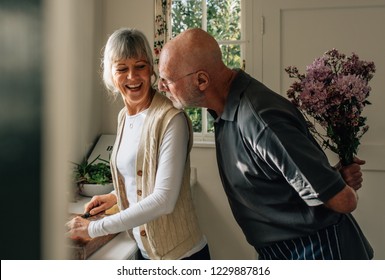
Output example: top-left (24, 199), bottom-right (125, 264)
top-left (68, 28), bottom-right (209, 260)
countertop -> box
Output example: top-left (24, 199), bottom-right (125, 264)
top-left (68, 195), bottom-right (138, 260)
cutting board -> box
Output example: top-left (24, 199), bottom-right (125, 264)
top-left (67, 213), bottom-right (118, 260)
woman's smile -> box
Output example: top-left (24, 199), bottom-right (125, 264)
top-left (125, 82), bottom-right (143, 91)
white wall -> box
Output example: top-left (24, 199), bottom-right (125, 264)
top-left (191, 147), bottom-right (256, 259)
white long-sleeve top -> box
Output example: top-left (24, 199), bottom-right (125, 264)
top-left (88, 110), bottom-right (206, 259)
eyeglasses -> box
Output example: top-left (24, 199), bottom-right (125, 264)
top-left (159, 71), bottom-right (198, 90)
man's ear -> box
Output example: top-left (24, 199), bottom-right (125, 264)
top-left (197, 71), bottom-right (210, 90)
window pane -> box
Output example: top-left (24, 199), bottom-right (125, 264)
top-left (207, 110), bottom-right (215, 132)
top-left (207, 0), bottom-right (241, 40)
top-left (172, 0), bottom-right (203, 36)
top-left (220, 44), bottom-right (241, 68)
top-left (185, 107), bottom-right (202, 132)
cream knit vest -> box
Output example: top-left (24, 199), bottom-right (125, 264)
top-left (110, 92), bottom-right (203, 259)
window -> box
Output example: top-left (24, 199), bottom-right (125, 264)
top-left (171, 0), bottom-right (248, 143)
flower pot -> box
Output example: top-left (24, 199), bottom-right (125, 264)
top-left (78, 183), bottom-right (113, 197)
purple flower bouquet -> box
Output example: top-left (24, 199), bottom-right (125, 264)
top-left (285, 49), bottom-right (376, 165)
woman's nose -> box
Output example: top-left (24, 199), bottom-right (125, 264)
top-left (126, 69), bottom-right (137, 79)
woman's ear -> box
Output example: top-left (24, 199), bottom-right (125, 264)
top-left (197, 71), bottom-right (210, 90)
top-left (151, 67), bottom-right (158, 86)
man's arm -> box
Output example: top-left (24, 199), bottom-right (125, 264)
top-left (324, 185), bottom-right (358, 213)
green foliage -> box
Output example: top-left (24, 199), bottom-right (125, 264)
top-left (185, 107), bottom-right (202, 132)
top-left (73, 155), bottom-right (112, 185)
top-left (172, 0), bottom-right (203, 35)
top-left (206, 0), bottom-right (241, 41)
top-left (206, 110), bottom-right (215, 132)
top-left (221, 44), bottom-right (241, 69)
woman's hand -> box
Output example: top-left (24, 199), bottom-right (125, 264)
top-left (84, 193), bottom-right (117, 216)
top-left (66, 216), bottom-right (91, 240)
top-left (338, 157), bottom-right (366, 191)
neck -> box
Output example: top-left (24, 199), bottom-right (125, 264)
top-left (125, 89), bottom-right (155, 115)
top-left (209, 68), bottom-right (237, 116)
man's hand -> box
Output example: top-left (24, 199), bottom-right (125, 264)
top-left (338, 157), bottom-right (366, 191)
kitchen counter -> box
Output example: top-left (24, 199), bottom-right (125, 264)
top-left (68, 167), bottom-right (197, 259)
top-left (68, 195), bottom-right (138, 260)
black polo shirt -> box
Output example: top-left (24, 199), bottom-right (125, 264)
top-left (211, 70), bottom-right (346, 248)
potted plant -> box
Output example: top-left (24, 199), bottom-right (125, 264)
top-left (72, 155), bottom-right (113, 197)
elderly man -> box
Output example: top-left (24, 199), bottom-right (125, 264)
top-left (158, 28), bottom-right (373, 260)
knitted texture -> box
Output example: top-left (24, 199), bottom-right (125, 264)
top-left (111, 92), bottom-right (202, 259)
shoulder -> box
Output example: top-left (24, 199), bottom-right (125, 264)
top-left (168, 111), bottom-right (190, 129)
top-left (117, 107), bottom-right (126, 121)
top-left (150, 92), bottom-right (184, 119)
top-left (152, 91), bottom-right (174, 108)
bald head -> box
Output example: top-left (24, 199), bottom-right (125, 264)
top-left (159, 28), bottom-right (224, 75)
top-left (159, 28), bottom-right (235, 115)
